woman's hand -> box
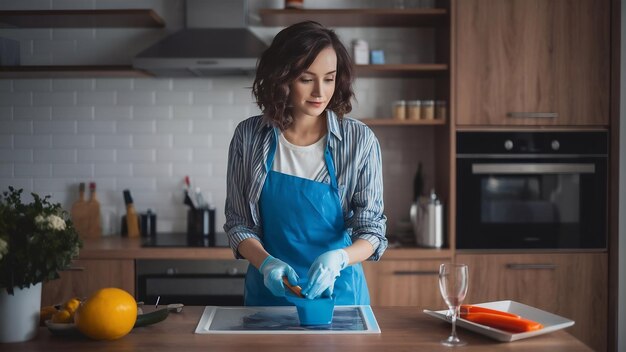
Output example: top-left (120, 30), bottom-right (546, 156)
top-left (259, 255), bottom-right (299, 297)
top-left (302, 249), bottom-right (349, 299)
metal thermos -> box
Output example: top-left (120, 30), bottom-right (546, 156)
top-left (410, 189), bottom-right (443, 248)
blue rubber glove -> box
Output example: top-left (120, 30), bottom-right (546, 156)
top-left (301, 249), bottom-right (349, 299)
top-left (258, 255), bottom-right (299, 297)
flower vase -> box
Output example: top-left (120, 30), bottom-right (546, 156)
top-left (0, 282), bottom-right (42, 343)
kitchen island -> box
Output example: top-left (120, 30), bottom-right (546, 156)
top-left (19, 306), bottom-right (591, 351)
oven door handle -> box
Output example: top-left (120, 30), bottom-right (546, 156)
top-left (471, 163), bottom-right (596, 174)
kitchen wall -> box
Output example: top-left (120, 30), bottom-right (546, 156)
top-left (0, 0), bottom-right (439, 238)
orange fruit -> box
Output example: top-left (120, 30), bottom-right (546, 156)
top-left (74, 288), bottom-right (137, 340)
top-left (40, 305), bottom-right (58, 325)
top-left (51, 309), bottom-right (72, 323)
top-left (63, 297), bottom-right (81, 315)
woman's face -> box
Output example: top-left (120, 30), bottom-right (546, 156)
top-left (288, 46), bottom-right (337, 120)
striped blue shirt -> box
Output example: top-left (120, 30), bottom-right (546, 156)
top-left (224, 110), bottom-right (388, 261)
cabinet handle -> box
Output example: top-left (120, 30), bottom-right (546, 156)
top-left (393, 270), bottom-right (439, 276)
top-left (64, 266), bottom-right (86, 271)
top-left (505, 263), bottom-right (557, 270)
top-left (506, 112), bottom-right (558, 118)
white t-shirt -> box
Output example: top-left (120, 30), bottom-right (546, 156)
top-left (272, 133), bottom-right (327, 180)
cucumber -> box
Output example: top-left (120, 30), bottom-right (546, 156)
top-left (134, 308), bottom-right (169, 328)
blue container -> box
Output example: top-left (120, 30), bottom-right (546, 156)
top-left (284, 292), bottom-right (335, 326)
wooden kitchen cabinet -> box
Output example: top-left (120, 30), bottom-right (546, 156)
top-left (456, 252), bottom-right (607, 352)
top-left (364, 259), bottom-right (447, 309)
top-left (41, 259), bottom-right (135, 306)
top-left (455, 0), bottom-right (610, 126)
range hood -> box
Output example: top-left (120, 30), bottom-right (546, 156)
top-left (133, 0), bottom-right (267, 77)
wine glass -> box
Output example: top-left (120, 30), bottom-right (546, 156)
top-left (438, 263), bottom-right (469, 347)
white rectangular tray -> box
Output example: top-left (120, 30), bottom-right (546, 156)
top-left (423, 300), bottom-right (575, 342)
top-left (195, 305), bottom-right (381, 334)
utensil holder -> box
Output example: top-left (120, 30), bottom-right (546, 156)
top-left (187, 208), bottom-right (215, 246)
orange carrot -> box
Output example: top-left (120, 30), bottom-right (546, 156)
top-left (282, 276), bottom-right (304, 298)
top-left (462, 313), bottom-right (543, 333)
top-left (460, 305), bottom-right (520, 318)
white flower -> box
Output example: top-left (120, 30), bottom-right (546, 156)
top-left (0, 237), bottom-right (7, 261)
top-left (35, 215), bottom-right (46, 227)
top-left (48, 215), bottom-right (66, 231)
top-left (34, 214), bottom-right (67, 231)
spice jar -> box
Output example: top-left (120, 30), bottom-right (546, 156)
top-left (421, 100), bottom-right (435, 120)
top-left (392, 100), bottom-right (406, 120)
top-left (407, 100), bottom-right (421, 120)
top-left (435, 100), bottom-right (447, 120)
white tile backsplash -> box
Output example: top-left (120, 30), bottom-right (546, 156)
top-left (77, 120), bottom-right (115, 134)
top-left (14, 107), bottom-right (52, 121)
top-left (52, 163), bottom-right (94, 177)
top-left (34, 149), bottom-right (76, 163)
top-left (15, 135), bottom-right (51, 149)
top-left (52, 79), bottom-right (95, 92)
top-left (117, 91), bottom-right (154, 105)
top-left (15, 163), bottom-right (52, 177)
top-left (94, 163), bottom-right (132, 177)
top-left (77, 149), bottom-right (116, 162)
top-left (77, 91), bottom-right (116, 106)
top-left (0, 92), bottom-right (31, 106)
top-left (95, 134), bottom-right (132, 148)
top-left (14, 79), bottom-right (52, 92)
top-left (0, 149), bottom-right (33, 163)
top-left (2, 122), bottom-right (32, 134)
top-left (53, 106), bottom-right (94, 121)
top-left (33, 92), bottom-right (76, 106)
top-left (51, 134), bottom-right (94, 148)
top-left (34, 120), bottom-right (76, 134)
top-left (116, 149), bottom-right (155, 162)
top-left (0, 107), bottom-right (11, 120)
top-left (133, 106), bottom-right (171, 120)
top-left (156, 120), bottom-right (190, 134)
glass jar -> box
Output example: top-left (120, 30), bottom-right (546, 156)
top-left (435, 100), bottom-right (447, 120)
top-left (392, 100), bottom-right (406, 120)
top-left (407, 100), bottom-right (421, 120)
top-left (422, 100), bottom-right (435, 120)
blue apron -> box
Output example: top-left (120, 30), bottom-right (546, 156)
top-left (244, 129), bottom-right (369, 306)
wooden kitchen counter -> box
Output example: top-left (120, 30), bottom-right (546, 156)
top-left (77, 236), bottom-right (453, 260)
top-left (18, 306), bottom-right (590, 351)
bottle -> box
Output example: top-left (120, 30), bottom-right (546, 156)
top-left (352, 39), bottom-right (370, 65)
top-left (123, 189), bottom-right (140, 238)
top-left (87, 182), bottom-right (102, 237)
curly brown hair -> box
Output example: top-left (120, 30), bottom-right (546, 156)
top-left (252, 21), bottom-right (354, 130)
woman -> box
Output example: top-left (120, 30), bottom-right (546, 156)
top-left (224, 21), bottom-right (387, 306)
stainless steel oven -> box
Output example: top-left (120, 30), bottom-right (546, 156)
top-left (456, 131), bottom-right (608, 250)
top-left (136, 259), bottom-right (248, 306)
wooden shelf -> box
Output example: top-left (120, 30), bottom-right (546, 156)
top-left (355, 64), bottom-right (447, 78)
top-left (0, 9), bottom-right (165, 28)
top-left (0, 66), bottom-right (152, 78)
top-left (361, 118), bottom-right (446, 126)
top-left (259, 8), bottom-right (447, 27)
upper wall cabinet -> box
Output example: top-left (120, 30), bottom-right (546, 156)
top-left (455, 0), bottom-right (610, 127)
